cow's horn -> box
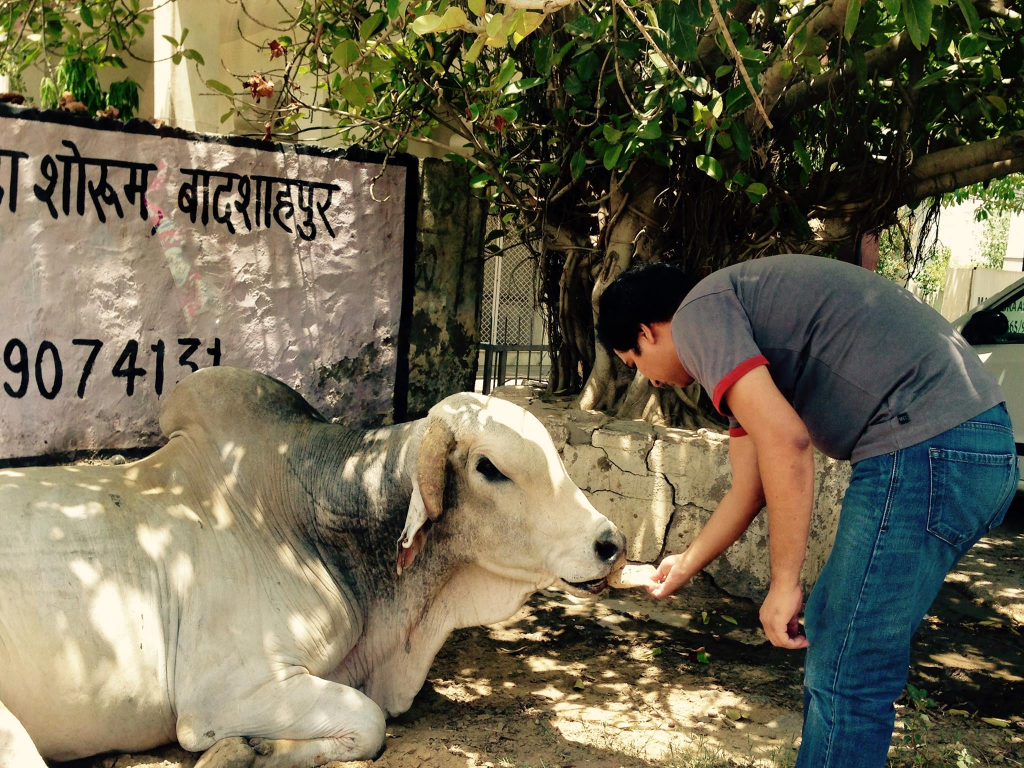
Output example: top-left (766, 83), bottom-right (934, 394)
top-left (417, 417), bottom-right (455, 519)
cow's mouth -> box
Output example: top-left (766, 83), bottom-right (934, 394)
top-left (560, 577), bottom-right (608, 595)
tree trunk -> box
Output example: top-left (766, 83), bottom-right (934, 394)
top-left (577, 164), bottom-right (670, 412)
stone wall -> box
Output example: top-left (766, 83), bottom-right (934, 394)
top-left (492, 386), bottom-right (852, 599)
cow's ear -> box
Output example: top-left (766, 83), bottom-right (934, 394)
top-left (396, 417), bottom-right (455, 575)
top-left (397, 485), bottom-right (431, 575)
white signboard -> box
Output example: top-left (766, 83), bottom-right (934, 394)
top-left (0, 106), bottom-right (416, 460)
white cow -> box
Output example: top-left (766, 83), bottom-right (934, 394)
top-left (0, 367), bottom-right (624, 767)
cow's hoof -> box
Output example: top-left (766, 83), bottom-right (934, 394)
top-left (249, 737), bottom-right (274, 756)
top-left (194, 736), bottom-right (256, 768)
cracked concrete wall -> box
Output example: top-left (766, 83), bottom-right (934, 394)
top-left (493, 386), bottom-right (852, 600)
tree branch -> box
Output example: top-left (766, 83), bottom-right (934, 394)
top-left (747, 0), bottom-right (849, 132)
top-left (781, 31), bottom-right (914, 116)
top-left (707, 0), bottom-right (772, 129)
top-left (908, 131), bottom-right (1024, 199)
top-left (975, 0), bottom-right (1021, 20)
top-left (695, 0), bottom-right (755, 65)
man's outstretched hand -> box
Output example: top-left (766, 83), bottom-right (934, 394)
top-left (759, 582), bottom-right (809, 649)
top-left (646, 554), bottom-right (690, 599)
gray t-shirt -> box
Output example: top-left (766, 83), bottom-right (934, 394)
top-left (670, 254), bottom-right (1005, 463)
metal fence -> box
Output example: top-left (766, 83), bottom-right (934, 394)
top-left (476, 216), bottom-right (550, 393)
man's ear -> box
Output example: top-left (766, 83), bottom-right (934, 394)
top-left (638, 323), bottom-right (656, 346)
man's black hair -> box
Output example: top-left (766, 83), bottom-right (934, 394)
top-left (595, 262), bottom-right (698, 354)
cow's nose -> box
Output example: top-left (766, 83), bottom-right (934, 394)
top-left (594, 526), bottom-right (626, 563)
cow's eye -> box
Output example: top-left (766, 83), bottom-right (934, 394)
top-left (476, 457), bottom-right (509, 482)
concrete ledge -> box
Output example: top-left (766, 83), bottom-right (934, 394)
top-left (491, 386), bottom-right (852, 599)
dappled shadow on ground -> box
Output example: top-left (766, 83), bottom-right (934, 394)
top-left (65, 549), bottom-right (1024, 768)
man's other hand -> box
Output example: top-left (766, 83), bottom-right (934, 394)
top-left (759, 581), bottom-right (809, 649)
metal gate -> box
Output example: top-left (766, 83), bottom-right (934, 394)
top-left (477, 218), bottom-right (550, 394)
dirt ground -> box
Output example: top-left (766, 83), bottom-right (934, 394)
top-left (70, 515), bottom-right (1024, 768)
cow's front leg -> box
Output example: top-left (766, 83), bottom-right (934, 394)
top-left (248, 733), bottom-right (386, 767)
top-left (181, 673), bottom-right (386, 767)
top-left (193, 736), bottom-right (256, 768)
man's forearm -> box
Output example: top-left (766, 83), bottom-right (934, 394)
top-left (759, 443), bottom-right (815, 587)
top-left (675, 488), bottom-right (765, 582)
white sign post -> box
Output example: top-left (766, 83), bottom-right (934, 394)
top-left (0, 106), bottom-right (416, 460)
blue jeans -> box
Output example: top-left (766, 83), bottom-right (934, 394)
top-left (794, 403), bottom-right (1018, 768)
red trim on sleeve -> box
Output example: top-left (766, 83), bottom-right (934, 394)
top-left (729, 427), bottom-right (748, 438)
top-left (712, 355), bottom-right (770, 414)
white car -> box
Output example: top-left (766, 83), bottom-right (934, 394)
top-left (954, 274), bottom-right (1024, 492)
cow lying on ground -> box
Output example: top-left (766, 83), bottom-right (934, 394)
top-left (0, 367), bottom-right (625, 768)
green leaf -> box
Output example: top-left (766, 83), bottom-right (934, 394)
top-left (40, 76), bottom-right (58, 109)
top-left (341, 76), bottom-right (368, 108)
top-left (466, 34), bottom-right (486, 63)
top-left (534, 36), bottom-right (554, 75)
top-left (565, 15), bottom-right (595, 37)
top-left (883, 0), bottom-right (901, 15)
top-left (985, 94), bottom-right (1007, 114)
top-left (845, 0), bottom-right (862, 40)
top-left (183, 49), bottom-right (205, 65)
top-left (657, 0), bottom-right (699, 61)
top-left (171, 52), bottom-right (182, 65)
top-left (469, 0), bottom-right (485, 16)
top-left (697, 650), bottom-right (710, 663)
top-left (912, 65), bottom-right (956, 88)
top-left (412, 13), bottom-right (443, 34)
top-left (494, 57), bottom-right (517, 90)
top-left (207, 79), bottom-right (235, 96)
top-left (746, 181), bottom-right (768, 203)
top-left (980, 717), bottom-right (1010, 727)
top-left (333, 40), bottom-right (360, 68)
top-left (360, 56), bottom-right (395, 73)
top-left (80, 5), bottom-right (95, 27)
top-left (162, 34), bottom-right (178, 47)
top-left (714, 64), bottom-right (733, 78)
top-left (470, 172), bottom-right (491, 188)
top-left (495, 107), bottom-right (518, 121)
top-left (504, 76), bottom-right (544, 95)
top-left (220, 109), bottom-right (234, 124)
top-left (388, 0), bottom-right (402, 19)
top-left (359, 12), bottom-right (385, 41)
top-left (603, 143), bottom-right (622, 170)
top-left (637, 122), bottom-right (662, 140)
top-left (540, 163), bottom-right (560, 176)
top-left (958, 33), bottom-right (986, 58)
top-left (722, 615), bottom-right (738, 625)
top-left (571, 148), bottom-right (586, 179)
top-left (901, 0), bottom-right (934, 50)
top-left (696, 154), bottom-right (723, 180)
top-left (793, 139), bottom-right (812, 173)
top-left (955, 0), bottom-right (981, 32)
top-left (486, 13), bottom-right (504, 36)
top-left (603, 124), bottom-right (623, 143)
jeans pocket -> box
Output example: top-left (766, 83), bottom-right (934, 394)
top-left (927, 448), bottom-right (1016, 548)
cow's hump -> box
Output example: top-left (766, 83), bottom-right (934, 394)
top-left (159, 367), bottom-right (326, 445)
